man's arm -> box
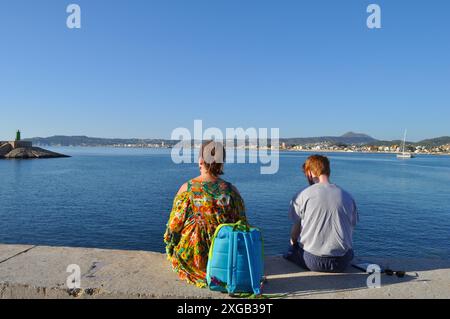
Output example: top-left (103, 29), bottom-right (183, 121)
top-left (288, 191), bottom-right (304, 246)
top-left (290, 222), bottom-right (302, 246)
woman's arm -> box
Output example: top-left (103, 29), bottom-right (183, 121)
top-left (164, 190), bottom-right (190, 256)
top-left (231, 185), bottom-right (241, 197)
top-left (177, 183), bottom-right (188, 196)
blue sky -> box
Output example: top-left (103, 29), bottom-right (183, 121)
top-left (0, 0), bottom-right (449, 141)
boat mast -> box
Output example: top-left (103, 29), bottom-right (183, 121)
top-left (402, 129), bottom-right (407, 154)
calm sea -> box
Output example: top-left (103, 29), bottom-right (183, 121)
top-left (1, 148), bottom-right (449, 260)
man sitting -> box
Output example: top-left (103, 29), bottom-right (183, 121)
top-left (284, 155), bottom-right (358, 272)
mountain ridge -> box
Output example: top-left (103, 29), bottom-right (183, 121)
top-left (23, 133), bottom-right (450, 147)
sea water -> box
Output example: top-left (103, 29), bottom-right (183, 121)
top-left (0, 147), bottom-right (449, 259)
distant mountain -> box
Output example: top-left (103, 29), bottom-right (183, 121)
top-left (368, 136), bottom-right (450, 147)
top-left (280, 132), bottom-right (378, 146)
top-left (341, 132), bottom-right (374, 139)
top-left (26, 132), bottom-right (378, 147)
top-left (416, 136), bottom-right (450, 147)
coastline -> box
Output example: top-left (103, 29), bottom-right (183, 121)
top-left (1, 244), bottom-right (449, 299)
top-left (281, 149), bottom-right (450, 156)
top-left (37, 145), bottom-right (450, 157)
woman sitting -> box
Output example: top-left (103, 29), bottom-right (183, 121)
top-left (164, 140), bottom-right (246, 287)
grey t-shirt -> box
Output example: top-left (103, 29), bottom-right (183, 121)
top-left (289, 183), bottom-right (358, 257)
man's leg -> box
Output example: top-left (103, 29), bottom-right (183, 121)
top-left (303, 250), bottom-right (354, 273)
top-left (283, 242), bottom-right (310, 271)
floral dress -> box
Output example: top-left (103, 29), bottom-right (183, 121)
top-left (164, 178), bottom-right (246, 287)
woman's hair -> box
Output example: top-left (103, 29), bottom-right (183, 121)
top-left (200, 140), bottom-right (226, 177)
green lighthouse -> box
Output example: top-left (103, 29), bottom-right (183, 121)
top-left (16, 130), bottom-right (21, 141)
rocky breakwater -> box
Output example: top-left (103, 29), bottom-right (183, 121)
top-left (0, 142), bottom-right (69, 159)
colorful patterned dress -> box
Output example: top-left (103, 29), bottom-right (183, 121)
top-left (164, 178), bottom-right (246, 287)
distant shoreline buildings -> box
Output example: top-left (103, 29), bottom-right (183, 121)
top-left (282, 142), bottom-right (450, 155)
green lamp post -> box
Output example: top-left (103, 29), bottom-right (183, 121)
top-left (16, 130), bottom-right (21, 141)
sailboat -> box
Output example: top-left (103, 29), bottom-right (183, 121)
top-left (397, 129), bottom-right (415, 159)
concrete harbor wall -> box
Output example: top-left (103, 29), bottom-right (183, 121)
top-left (0, 244), bottom-right (449, 299)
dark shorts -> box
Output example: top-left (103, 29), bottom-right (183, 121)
top-left (284, 245), bottom-right (354, 273)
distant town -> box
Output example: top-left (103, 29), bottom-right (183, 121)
top-left (22, 132), bottom-right (450, 155)
top-left (281, 141), bottom-right (450, 155)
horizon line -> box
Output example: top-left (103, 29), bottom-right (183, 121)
top-left (3, 133), bottom-right (449, 144)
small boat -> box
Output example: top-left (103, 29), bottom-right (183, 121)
top-left (397, 129), bottom-right (415, 159)
top-left (397, 152), bottom-right (413, 159)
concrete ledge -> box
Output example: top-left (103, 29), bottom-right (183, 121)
top-left (0, 244), bottom-right (449, 299)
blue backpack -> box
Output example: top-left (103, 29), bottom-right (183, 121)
top-left (206, 221), bottom-right (264, 296)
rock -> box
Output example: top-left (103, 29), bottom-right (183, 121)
top-left (0, 143), bottom-right (12, 157)
top-left (67, 288), bottom-right (84, 298)
top-left (85, 288), bottom-right (102, 296)
top-left (2, 147), bottom-right (69, 159)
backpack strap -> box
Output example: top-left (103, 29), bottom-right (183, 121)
top-left (243, 232), bottom-right (262, 296)
top-left (227, 230), bottom-right (239, 295)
